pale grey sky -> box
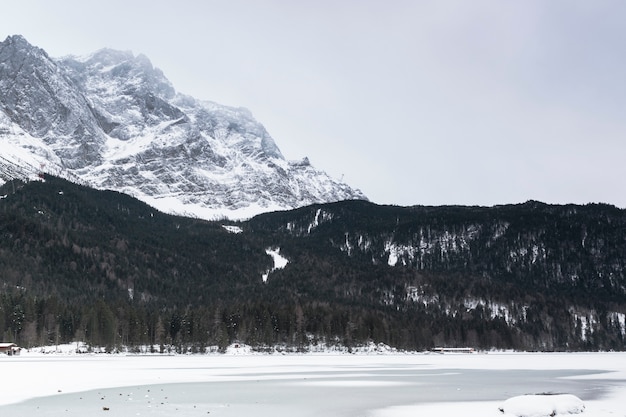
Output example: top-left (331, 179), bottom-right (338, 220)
top-left (3, 1), bottom-right (626, 208)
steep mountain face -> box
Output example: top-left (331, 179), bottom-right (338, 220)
top-left (1, 176), bottom-right (624, 351)
top-left (0, 35), bottom-right (365, 219)
top-left (0, 36), bottom-right (105, 168)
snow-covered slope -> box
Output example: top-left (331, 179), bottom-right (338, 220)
top-left (0, 35), bottom-right (366, 219)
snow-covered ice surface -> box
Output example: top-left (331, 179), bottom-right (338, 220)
top-left (0, 351), bottom-right (625, 416)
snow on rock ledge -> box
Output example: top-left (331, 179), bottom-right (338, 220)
top-left (499, 394), bottom-right (585, 417)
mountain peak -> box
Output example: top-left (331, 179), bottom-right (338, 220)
top-left (0, 35), bottom-right (51, 63)
top-left (0, 36), bottom-right (366, 219)
top-left (2, 34), bottom-right (32, 48)
top-left (79, 48), bottom-right (135, 65)
top-left (0, 35), bottom-right (106, 168)
top-left (1, 34), bottom-right (39, 58)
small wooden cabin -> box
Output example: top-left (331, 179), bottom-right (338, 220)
top-left (0, 343), bottom-right (21, 356)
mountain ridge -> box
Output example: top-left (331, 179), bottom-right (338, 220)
top-left (1, 176), bottom-right (623, 351)
top-left (0, 34), bottom-right (366, 219)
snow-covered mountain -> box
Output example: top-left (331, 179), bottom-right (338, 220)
top-left (0, 35), bottom-right (366, 219)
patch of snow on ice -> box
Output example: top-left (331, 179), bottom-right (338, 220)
top-left (499, 394), bottom-right (585, 417)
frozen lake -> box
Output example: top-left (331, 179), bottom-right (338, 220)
top-left (1, 352), bottom-right (625, 416)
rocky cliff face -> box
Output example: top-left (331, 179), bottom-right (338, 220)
top-left (0, 35), bottom-right (366, 219)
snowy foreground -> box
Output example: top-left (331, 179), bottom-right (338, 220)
top-left (1, 349), bottom-right (625, 417)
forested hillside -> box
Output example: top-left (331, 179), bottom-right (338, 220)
top-left (1, 176), bottom-right (625, 352)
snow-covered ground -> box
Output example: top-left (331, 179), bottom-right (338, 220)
top-left (1, 349), bottom-right (625, 416)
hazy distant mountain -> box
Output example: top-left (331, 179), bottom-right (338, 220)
top-left (0, 35), bottom-right (366, 219)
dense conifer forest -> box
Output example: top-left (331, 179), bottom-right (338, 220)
top-left (0, 176), bottom-right (625, 352)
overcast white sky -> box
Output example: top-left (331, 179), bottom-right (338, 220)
top-left (3, 1), bottom-right (625, 208)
